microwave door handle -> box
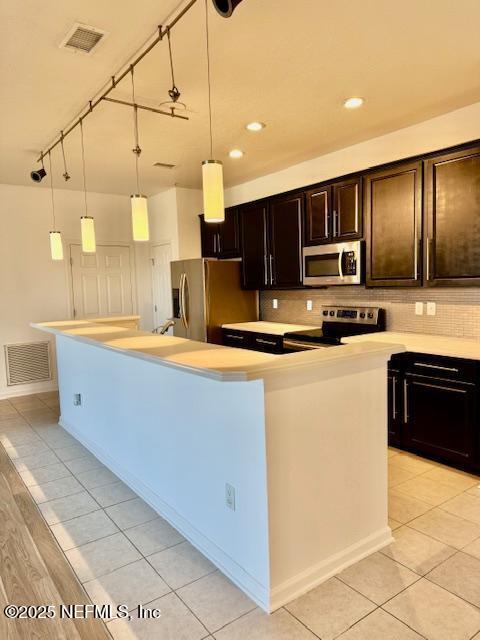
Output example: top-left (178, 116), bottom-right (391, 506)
top-left (338, 248), bottom-right (345, 279)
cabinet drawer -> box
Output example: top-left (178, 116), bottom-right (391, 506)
top-left (222, 329), bottom-right (251, 350)
top-left (251, 333), bottom-right (284, 354)
top-left (404, 352), bottom-right (479, 384)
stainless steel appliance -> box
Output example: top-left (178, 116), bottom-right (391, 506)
top-left (303, 240), bottom-right (363, 286)
top-left (283, 306), bottom-right (385, 352)
top-left (170, 259), bottom-right (258, 344)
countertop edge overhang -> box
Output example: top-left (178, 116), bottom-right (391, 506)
top-left (32, 321), bottom-right (404, 382)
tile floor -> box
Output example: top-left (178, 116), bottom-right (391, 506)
top-left (1, 392), bottom-right (480, 639)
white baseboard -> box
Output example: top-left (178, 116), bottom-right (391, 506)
top-left (269, 527), bottom-right (393, 611)
top-left (0, 381), bottom-right (58, 400)
top-left (59, 417), bottom-right (270, 611)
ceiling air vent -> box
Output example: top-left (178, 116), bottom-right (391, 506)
top-left (60, 23), bottom-right (107, 54)
top-left (153, 162), bottom-right (176, 169)
top-left (4, 342), bottom-right (52, 386)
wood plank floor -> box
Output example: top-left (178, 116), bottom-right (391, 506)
top-left (0, 443), bottom-right (111, 640)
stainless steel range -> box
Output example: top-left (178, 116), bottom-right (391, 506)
top-left (283, 306), bottom-right (385, 352)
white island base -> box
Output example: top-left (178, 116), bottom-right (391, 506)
top-left (33, 320), bottom-right (403, 612)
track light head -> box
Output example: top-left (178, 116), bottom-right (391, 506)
top-left (212, 0), bottom-right (245, 18)
top-left (30, 167), bottom-right (47, 183)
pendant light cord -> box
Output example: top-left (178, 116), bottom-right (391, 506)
top-left (79, 119), bottom-right (88, 214)
top-left (131, 68), bottom-right (141, 194)
top-left (204, 0), bottom-right (213, 158)
top-left (48, 151), bottom-right (56, 229)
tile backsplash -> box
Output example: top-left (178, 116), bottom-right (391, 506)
top-left (260, 287), bottom-right (480, 340)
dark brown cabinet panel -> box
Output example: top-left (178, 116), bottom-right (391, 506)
top-left (200, 207), bottom-right (240, 259)
top-left (404, 374), bottom-right (477, 468)
top-left (387, 367), bottom-right (402, 447)
top-left (425, 145), bottom-right (480, 286)
top-left (334, 177), bottom-right (362, 240)
top-left (304, 177), bottom-right (362, 245)
top-left (240, 202), bottom-right (268, 289)
top-left (268, 195), bottom-right (303, 288)
top-left (304, 186), bottom-right (331, 245)
top-left (365, 161), bottom-right (423, 287)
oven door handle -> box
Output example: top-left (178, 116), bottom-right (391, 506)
top-left (338, 248), bottom-right (345, 279)
top-left (283, 339), bottom-right (322, 351)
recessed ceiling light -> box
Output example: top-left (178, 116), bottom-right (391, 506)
top-left (246, 121), bottom-right (266, 131)
top-left (229, 149), bottom-right (244, 159)
top-left (344, 97), bottom-right (364, 109)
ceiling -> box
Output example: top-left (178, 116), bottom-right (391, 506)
top-left (1, 0), bottom-right (480, 196)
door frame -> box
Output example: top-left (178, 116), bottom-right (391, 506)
top-left (65, 239), bottom-right (138, 320)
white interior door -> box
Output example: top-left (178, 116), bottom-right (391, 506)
top-left (151, 243), bottom-right (172, 330)
top-left (70, 244), bottom-right (134, 319)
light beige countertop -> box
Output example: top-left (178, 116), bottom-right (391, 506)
top-left (343, 331), bottom-right (480, 361)
top-left (32, 320), bottom-right (402, 382)
top-left (222, 321), bottom-right (319, 335)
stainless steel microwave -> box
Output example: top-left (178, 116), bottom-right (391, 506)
top-left (303, 240), bottom-right (363, 286)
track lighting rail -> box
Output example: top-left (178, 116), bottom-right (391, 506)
top-left (36, 0), bottom-right (198, 164)
top-left (102, 97), bottom-right (189, 119)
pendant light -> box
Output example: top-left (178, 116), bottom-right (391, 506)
top-left (130, 67), bottom-right (150, 242)
top-left (202, 0), bottom-right (224, 223)
top-left (79, 119), bottom-right (96, 253)
top-left (47, 151), bottom-right (64, 261)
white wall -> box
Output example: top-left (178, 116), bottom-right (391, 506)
top-left (0, 183), bottom-right (140, 398)
top-left (176, 187), bottom-right (203, 260)
top-left (225, 101), bottom-right (480, 205)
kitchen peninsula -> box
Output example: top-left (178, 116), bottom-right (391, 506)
top-left (33, 319), bottom-right (403, 612)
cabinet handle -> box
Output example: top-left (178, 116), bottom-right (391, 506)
top-left (213, 234), bottom-right (217, 254)
top-left (413, 362), bottom-right (459, 373)
top-left (269, 254), bottom-right (274, 285)
top-left (426, 238), bottom-right (433, 281)
top-left (403, 379), bottom-right (409, 424)
top-left (225, 333), bottom-right (244, 341)
top-left (264, 254), bottom-right (268, 286)
top-left (217, 233), bottom-right (222, 254)
top-left (333, 210), bottom-right (338, 237)
top-left (255, 337), bottom-right (277, 346)
top-left (392, 375), bottom-right (397, 420)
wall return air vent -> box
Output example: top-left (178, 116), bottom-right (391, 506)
top-left (60, 23), bottom-right (107, 54)
top-left (4, 341), bottom-right (52, 386)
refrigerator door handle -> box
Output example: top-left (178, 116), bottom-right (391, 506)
top-left (182, 272), bottom-right (189, 329)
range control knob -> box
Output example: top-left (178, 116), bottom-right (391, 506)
top-left (368, 312), bottom-right (374, 319)
top-left (329, 310), bottom-right (335, 316)
top-left (323, 310), bottom-right (328, 316)
top-left (360, 312), bottom-right (366, 319)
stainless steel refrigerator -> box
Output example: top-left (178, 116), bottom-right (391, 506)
top-left (170, 259), bottom-right (258, 344)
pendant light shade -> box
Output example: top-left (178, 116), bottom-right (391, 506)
top-left (81, 216), bottom-right (96, 253)
top-left (131, 195), bottom-right (150, 241)
top-left (202, 160), bottom-right (224, 222)
top-left (49, 231), bottom-right (64, 261)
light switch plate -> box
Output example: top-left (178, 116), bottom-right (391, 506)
top-left (73, 393), bottom-right (82, 406)
top-left (415, 302), bottom-right (424, 316)
top-left (427, 302), bottom-right (436, 316)
top-left (225, 483), bottom-right (235, 511)
top-left (306, 299), bottom-right (313, 312)
top-left (272, 298), bottom-right (278, 309)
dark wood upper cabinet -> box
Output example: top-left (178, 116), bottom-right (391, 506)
top-left (199, 207), bottom-right (240, 259)
top-left (365, 161), bottom-right (423, 287)
top-left (425, 145), bottom-right (480, 286)
top-left (304, 177), bottom-right (362, 245)
top-left (304, 186), bottom-right (331, 245)
top-left (334, 177), bottom-right (362, 240)
top-left (268, 194), bottom-right (303, 288)
top-left (240, 201), bottom-right (268, 289)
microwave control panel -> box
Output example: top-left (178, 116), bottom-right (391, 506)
top-left (344, 251), bottom-right (357, 275)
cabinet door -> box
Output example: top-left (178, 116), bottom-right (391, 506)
top-left (240, 202), bottom-right (268, 289)
top-left (365, 161), bottom-right (422, 287)
top-left (425, 145), bottom-right (480, 286)
top-left (388, 368), bottom-right (402, 447)
top-left (333, 177), bottom-right (362, 241)
top-left (404, 375), bottom-right (477, 468)
top-left (218, 207), bottom-right (240, 258)
top-left (199, 215), bottom-right (218, 258)
top-left (268, 195), bottom-right (303, 288)
top-left (304, 186), bottom-right (332, 245)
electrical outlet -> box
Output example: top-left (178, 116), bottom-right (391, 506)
top-left (415, 302), bottom-right (424, 316)
top-left (225, 483), bottom-right (236, 511)
top-left (306, 299), bottom-right (313, 312)
top-left (427, 302), bottom-right (436, 316)
top-left (272, 299), bottom-right (278, 309)
top-left (73, 393), bottom-right (82, 406)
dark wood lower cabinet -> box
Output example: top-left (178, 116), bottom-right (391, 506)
top-left (388, 353), bottom-right (480, 473)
